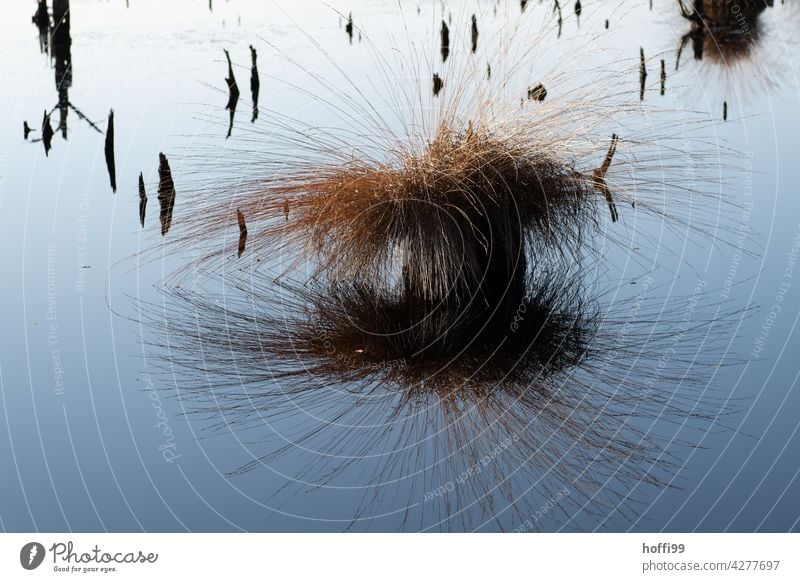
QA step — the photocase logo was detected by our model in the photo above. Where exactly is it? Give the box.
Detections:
[20,542,46,570]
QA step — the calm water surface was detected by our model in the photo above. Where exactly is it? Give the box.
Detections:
[1,0,799,531]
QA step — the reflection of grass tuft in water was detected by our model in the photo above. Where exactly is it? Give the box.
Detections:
[137,4,749,530]
[144,262,740,530]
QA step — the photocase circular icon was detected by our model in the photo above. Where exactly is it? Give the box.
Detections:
[19,542,46,570]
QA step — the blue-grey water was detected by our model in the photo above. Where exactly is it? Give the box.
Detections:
[1,0,799,532]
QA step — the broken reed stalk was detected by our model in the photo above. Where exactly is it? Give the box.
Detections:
[138,172,147,228]
[236,208,247,257]
[104,108,116,193]
[157,153,176,236]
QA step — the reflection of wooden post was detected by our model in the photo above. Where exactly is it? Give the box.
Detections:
[52,0,71,139]
[33,0,50,53]
[52,0,70,45]
[33,0,49,26]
